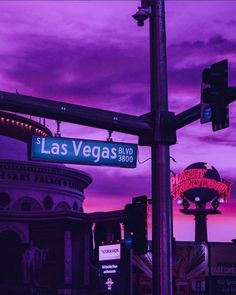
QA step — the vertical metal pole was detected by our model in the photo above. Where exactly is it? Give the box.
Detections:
[129,249,133,295]
[208,242,212,295]
[195,213,208,242]
[149,0,172,294]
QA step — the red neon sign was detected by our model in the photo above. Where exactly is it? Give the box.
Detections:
[171,168,232,200]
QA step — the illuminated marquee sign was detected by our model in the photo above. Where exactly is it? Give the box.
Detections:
[171,168,232,200]
[99,243,121,261]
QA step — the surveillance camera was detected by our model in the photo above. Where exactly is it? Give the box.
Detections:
[137,20,145,27]
[132,7,150,27]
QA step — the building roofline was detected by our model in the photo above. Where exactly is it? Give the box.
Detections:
[0,111,52,142]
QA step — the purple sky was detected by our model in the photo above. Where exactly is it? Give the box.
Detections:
[0,1,236,242]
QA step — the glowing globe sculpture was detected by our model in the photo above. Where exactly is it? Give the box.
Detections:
[183,162,221,203]
[171,162,232,242]
[171,162,232,207]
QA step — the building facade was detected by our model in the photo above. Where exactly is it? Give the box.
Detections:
[0,111,152,295]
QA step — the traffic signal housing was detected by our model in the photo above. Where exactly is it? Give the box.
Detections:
[201,59,229,131]
[124,195,148,255]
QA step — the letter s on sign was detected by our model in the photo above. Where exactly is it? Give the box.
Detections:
[111,148,117,159]
[37,137,41,144]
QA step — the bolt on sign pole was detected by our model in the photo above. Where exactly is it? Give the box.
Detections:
[149,0,172,294]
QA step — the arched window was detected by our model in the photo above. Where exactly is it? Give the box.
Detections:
[72,202,78,211]
[0,192,10,207]
[21,202,31,211]
[55,202,70,211]
[12,197,42,211]
[43,196,53,210]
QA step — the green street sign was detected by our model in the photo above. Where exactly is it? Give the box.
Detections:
[30,136,137,168]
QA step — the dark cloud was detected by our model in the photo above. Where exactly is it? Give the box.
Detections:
[195,134,236,147]
[86,169,151,198]
[228,20,236,26]
[169,35,236,56]
[167,35,236,100]
[168,65,202,91]
[3,33,149,113]
[83,168,151,211]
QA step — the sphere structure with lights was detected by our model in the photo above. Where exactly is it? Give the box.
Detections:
[183,162,221,204]
[171,162,232,242]
[171,161,231,210]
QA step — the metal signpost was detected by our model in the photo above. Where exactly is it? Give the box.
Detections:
[31,136,137,168]
[148,1,172,294]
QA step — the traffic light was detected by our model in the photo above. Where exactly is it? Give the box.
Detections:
[201,59,229,131]
[124,195,148,255]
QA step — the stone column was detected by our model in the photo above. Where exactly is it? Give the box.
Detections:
[83,226,91,285]
[64,231,72,284]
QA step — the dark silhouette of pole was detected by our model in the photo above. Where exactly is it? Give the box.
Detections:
[181,207,221,243]
[149,0,172,294]
[195,213,208,242]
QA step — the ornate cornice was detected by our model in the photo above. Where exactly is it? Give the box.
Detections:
[0,160,92,191]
